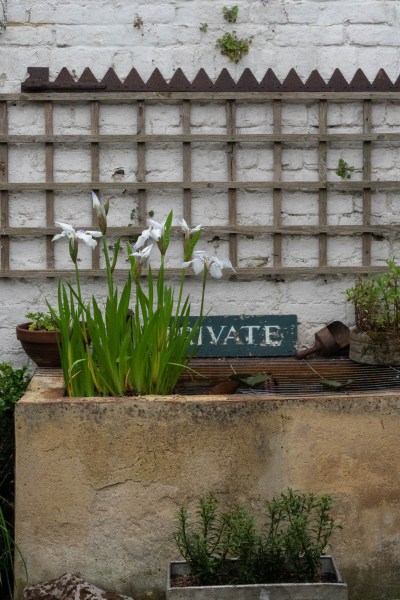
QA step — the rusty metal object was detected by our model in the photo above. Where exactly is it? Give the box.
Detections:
[295,321,350,360]
[21,67,399,94]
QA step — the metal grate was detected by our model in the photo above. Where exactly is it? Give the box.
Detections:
[178,357,400,396]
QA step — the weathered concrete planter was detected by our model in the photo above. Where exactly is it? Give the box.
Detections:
[167,558,348,600]
[349,328,400,365]
[14,370,400,600]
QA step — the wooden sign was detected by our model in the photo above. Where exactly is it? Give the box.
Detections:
[186,315,297,357]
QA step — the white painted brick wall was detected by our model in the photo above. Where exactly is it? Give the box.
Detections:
[0,0,399,365]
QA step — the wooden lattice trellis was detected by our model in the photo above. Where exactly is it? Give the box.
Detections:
[1,67,400,279]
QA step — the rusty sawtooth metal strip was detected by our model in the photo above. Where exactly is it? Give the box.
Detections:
[20,66,398,93]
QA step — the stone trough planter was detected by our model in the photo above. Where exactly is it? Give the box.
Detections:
[349,328,400,365]
[167,558,348,600]
[14,369,400,599]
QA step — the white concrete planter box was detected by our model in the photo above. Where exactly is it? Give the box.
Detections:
[166,557,348,600]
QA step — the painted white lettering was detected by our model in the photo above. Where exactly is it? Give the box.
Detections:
[206,325,226,345]
[223,325,243,345]
[240,325,260,345]
[188,326,203,346]
[263,325,282,347]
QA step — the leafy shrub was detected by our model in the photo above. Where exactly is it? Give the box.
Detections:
[0,363,29,416]
[173,489,341,585]
[0,363,30,599]
[344,259,400,333]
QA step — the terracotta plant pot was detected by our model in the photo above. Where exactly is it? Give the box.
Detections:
[16,323,61,368]
[349,328,400,365]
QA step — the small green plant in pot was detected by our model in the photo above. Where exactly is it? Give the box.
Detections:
[344,259,400,364]
[16,311,61,368]
[25,311,58,332]
[168,489,347,599]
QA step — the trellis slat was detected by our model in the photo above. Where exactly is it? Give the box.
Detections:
[182,100,192,226]
[362,100,372,267]
[226,99,238,267]
[91,101,100,269]
[273,100,282,268]
[0,101,9,271]
[45,101,55,270]
[137,101,146,225]
[318,100,328,267]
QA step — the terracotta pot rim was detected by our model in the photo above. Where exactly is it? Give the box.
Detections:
[16,322,61,343]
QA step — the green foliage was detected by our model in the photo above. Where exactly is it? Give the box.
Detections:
[224,506,261,584]
[48,285,94,398]
[344,259,400,332]
[50,203,213,397]
[0,505,13,599]
[267,489,339,582]
[0,504,28,599]
[0,363,29,417]
[223,5,238,23]
[199,23,208,33]
[216,31,253,63]
[0,363,30,599]
[173,495,232,585]
[173,490,341,585]
[25,311,57,332]
[336,158,355,180]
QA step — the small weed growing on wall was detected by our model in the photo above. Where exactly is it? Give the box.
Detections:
[0,0,6,33]
[216,31,253,63]
[199,23,208,33]
[336,159,355,179]
[223,5,238,23]
[133,16,144,32]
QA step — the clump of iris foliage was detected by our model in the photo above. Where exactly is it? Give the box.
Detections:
[49,193,234,397]
[0,363,30,599]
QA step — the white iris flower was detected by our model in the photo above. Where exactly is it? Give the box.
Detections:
[52,222,102,249]
[182,250,235,279]
[178,218,202,237]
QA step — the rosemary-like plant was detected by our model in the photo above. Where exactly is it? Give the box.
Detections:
[173,495,232,585]
[173,489,341,585]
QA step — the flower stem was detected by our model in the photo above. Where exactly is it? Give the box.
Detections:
[102,235,114,297]
[74,261,82,301]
